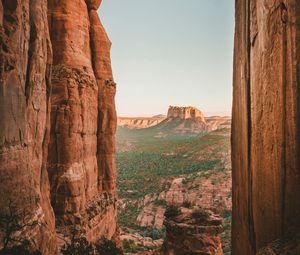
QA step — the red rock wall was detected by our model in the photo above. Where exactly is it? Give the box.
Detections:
[0,0,118,251]
[48,0,99,221]
[0,0,56,253]
[232,0,300,254]
[47,0,118,240]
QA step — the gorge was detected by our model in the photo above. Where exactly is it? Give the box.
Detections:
[0,0,300,255]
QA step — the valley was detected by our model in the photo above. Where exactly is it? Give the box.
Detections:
[116,107,232,254]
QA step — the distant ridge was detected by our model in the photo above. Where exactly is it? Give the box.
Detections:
[117,106,231,133]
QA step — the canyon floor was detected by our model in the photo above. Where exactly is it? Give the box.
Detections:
[116,119,231,254]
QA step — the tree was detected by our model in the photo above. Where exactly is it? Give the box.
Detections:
[95,238,123,255]
[61,237,94,255]
[0,200,41,254]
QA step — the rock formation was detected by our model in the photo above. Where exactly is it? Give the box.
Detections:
[205,116,231,132]
[162,207,223,255]
[0,0,56,253]
[167,106,205,120]
[48,0,118,242]
[118,116,166,129]
[232,1,300,254]
[0,0,118,253]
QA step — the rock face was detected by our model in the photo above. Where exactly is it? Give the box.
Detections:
[137,172,232,230]
[167,106,205,120]
[0,0,118,252]
[48,0,117,241]
[205,116,231,132]
[162,207,223,255]
[0,0,56,253]
[232,1,300,254]
[118,116,166,129]
[155,106,207,136]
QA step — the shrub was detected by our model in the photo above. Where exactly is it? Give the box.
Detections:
[122,239,136,253]
[143,227,166,240]
[153,199,167,206]
[182,200,192,208]
[0,240,42,255]
[95,238,123,255]
[61,237,94,255]
[222,209,232,219]
[192,208,209,222]
[164,205,179,219]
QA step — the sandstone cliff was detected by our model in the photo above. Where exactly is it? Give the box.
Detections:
[48,0,118,243]
[0,0,56,253]
[232,1,300,254]
[0,0,118,253]
[118,116,166,129]
[167,106,205,120]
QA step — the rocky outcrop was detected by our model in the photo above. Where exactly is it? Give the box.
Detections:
[232,1,300,254]
[118,116,166,129]
[0,0,56,253]
[48,0,118,242]
[206,116,231,132]
[256,230,300,255]
[162,207,223,255]
[154,106,207,135]
[137,172,232,230]
[0,0,118,252]
[167,106,205,120]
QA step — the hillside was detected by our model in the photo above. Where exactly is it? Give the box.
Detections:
[116,118,232,254]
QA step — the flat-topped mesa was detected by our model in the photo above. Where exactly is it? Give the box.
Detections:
[167,106,205,121]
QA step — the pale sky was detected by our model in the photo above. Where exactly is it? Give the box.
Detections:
[99,0,235,117]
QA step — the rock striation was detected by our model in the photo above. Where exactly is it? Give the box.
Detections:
[48,0,118,242]
[0,0,118,253]
[0,0,56,253]
[162,207,223,255]
[167,106,205,120]
[159,106,207,135]
[118,116,166,129]
[232,1,300,254]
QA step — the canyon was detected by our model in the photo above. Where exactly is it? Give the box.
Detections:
[0,0,299,255]
[117,118,231,254]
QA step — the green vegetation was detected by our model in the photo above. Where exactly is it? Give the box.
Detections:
[143,227,166,240]
[192,208,209,222]
[221,210,232,255]
[122,240,151,253]
[164,205,180,219]
[182,200,192,208]
[117,127,229,201]
[61,237,123,255]
[116,125,231,251]
[153,199,167,206]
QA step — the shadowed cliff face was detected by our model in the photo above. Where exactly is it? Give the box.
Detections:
[0,0,56,253]
[232,0,300,254]
[0,0,117,252]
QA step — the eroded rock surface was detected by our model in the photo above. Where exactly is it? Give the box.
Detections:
[232,1,300,254]
[167,106,205,120]
[118,116,166,129]
[0,0,56,253]
[162,207,223,255]
[48,0,118,242]
[0,0,118,252]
